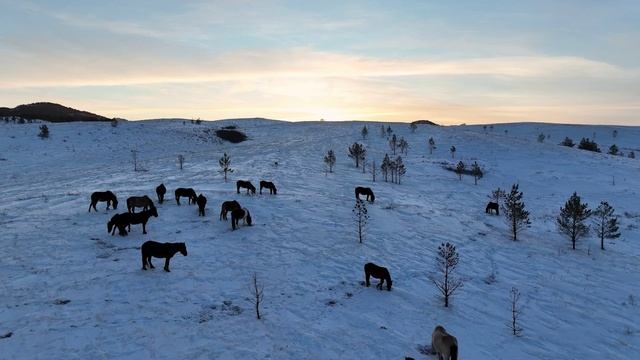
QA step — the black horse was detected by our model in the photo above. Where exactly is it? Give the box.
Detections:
[107,213,129,236]
[220,200,241,220]
[259,181,277,195]
[107,206,158,236]
[196,194,207,216]
[231,208,252,230]
[126,195,154,213]
[364,262,392,291]
[156,183,167,204]
[141,241,187,272]
[355,187,375,202]
[486,202,499,215]
[236,180,256,195]
[175,188,197,205]
[89,191,118,212]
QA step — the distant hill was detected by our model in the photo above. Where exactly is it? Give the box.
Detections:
[0,102,111,123]
[411,119,439,126]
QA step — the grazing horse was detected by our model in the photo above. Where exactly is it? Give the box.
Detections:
[107,213,129,236]
[236,180,256,195]
[220,200,241,220]
[196,194,207,216]
[355,187,375,202]
[141,240,187,272]
[127,195,154,213]
[486,202,499,215]
[175,188,197,205]
[364,262,392,291]
[231,208,252,230]
[89,191,118,212]
[108,206,158,236]
[259,181,277,195]
[156,183,166,204]
[432,325,458,360]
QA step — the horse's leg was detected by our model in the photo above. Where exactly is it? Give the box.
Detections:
[365,272,370,287]
[142,222,147,234]
[164,258,171,272]
[377,278,384,290]
[148,257,154,269]
[88,202,93,212]
[142,253,147,270]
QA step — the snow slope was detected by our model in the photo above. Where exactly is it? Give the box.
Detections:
[0,119,639,359]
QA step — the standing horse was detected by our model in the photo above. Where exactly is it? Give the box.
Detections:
[196,194,207,216]
[156,183,166,204]
[231,208,252,230]
[175,188,197,205]
[127,195,154,213]
[364,262,392,291]
[220,200,241,220]
[141,240,187,272]
[259,181,277,195]
[486,202,499,215]
[236,180,256,195]
[108,206,158,235]
[89,191,118,212]
[432,325,458,360]
[355,187,375,203]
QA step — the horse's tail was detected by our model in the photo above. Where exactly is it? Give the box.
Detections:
[450,343,458,360]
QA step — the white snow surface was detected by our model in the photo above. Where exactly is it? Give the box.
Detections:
[0,119,639,359]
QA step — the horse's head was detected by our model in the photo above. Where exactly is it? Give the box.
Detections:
[150,206,158,217]
[107,221,113,233]
[179,243,188,256]
[112,198,118,209]
[273,186,277,195]
[370,193,375,202]
[386,278,392,291]
[246,213,252,226]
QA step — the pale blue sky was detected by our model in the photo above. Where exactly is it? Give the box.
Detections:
[1,1,638,124]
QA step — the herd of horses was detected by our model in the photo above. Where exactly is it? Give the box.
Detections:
[90,180,470,358]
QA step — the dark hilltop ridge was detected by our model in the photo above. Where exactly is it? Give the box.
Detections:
[0,102,112,123]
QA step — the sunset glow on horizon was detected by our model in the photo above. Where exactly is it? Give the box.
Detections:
[1,1,638,125]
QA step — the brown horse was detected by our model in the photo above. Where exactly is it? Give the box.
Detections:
[141,241,187,272]
[236,180,256,195]
[127,195,154,213]
[231,208,252,230]
[364,262,392,291]
[196,194,207,216]
[175,188,197,205]
[259,181,277,195]
[486,202,499,215]
[432,325,458,360]
[156,183,166,204]
[88,191,118,212]
[355,187,375,202]
[220,200,241,220]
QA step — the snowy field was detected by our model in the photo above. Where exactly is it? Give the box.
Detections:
[0,119,639,359]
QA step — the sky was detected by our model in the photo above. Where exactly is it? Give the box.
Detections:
[0,1,639,124]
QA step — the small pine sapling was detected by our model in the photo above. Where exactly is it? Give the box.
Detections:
[389,134,398,155]
[471,161,482,185]
[353,199,369,243]
[428,137,436,155]
[430,242,463,307]
[502,184,531,241]
[455,161,465,180]
[250,273,264,320]
[450,145,456,158]
[38,125,49,139]
[324,149,336,173]
[508,287,523,336]
[219,152,233,182]
[395,156,406,184]
[410,123,417,133]
[361,125,368,140]
[348,143,366,168]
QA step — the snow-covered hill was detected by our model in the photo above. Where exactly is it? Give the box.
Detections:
[1,119,639,359]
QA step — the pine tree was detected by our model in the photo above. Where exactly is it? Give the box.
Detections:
[608,144,619,155]
[428,137,436,154]
[560,137,575,147]
[471,161,482,185]
[395,156,406,184]
[348,143,366,168]
[455,161,465,180]
[38,125,49,139]
[430,242,463,308]
[592,201,620,250]
[629,151,635,159]
[537,133,545,143]
[502,184,531,241]
[450,145,456,158]
[386,126,393,138]
[324,149,336,173]
[489,187,507,203]
[389,134,398,155]
[410,123,417,133]
[370,160,376,182]
[380,154,391,182]
[361,125,368,140]
[353,199,369,243]
[398,137,409,155]
[219,152,233,182]
[557,192,591,250]
[380,124,386,138]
